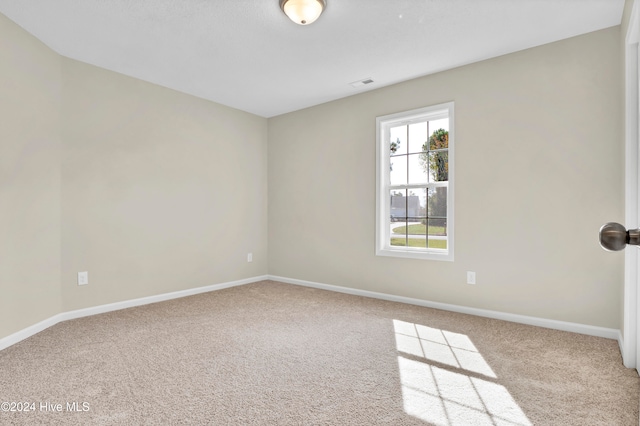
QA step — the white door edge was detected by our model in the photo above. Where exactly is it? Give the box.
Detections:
[623,0,640,370]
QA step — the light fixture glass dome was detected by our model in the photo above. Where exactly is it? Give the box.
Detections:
[280,0,326,25]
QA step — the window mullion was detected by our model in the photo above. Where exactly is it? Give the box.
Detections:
[390,183,447,190]
[405,125,409,247]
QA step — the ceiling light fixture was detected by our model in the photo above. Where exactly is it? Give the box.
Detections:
[280,0,326,25]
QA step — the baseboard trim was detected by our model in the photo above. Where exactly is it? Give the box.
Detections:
[0,275,268,352]
[268,275,621,341]
[61,275,269,322]
[1,274,622,352]
[0,313,67,353]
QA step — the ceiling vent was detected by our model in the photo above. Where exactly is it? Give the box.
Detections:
[349,78,374,88]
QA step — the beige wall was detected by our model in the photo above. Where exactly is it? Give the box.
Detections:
[0,14,62,337]
[623,0,635,37]
[60,59,268,311]
[268,27,624,328]
[1,12,268,339]
[0,9,627,341]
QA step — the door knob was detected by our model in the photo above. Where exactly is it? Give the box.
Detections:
[599,222,640,251]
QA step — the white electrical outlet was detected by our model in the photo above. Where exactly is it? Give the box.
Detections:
[78,271,89,286]
[247,253,253,263]
[467,271,476,285]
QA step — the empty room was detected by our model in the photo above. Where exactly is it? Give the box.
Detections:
[1,0,639,424]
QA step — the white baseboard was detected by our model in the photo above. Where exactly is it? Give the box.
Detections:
[0,275,268,352]
[0,313,67,353]
[61,275,269,322]
[1,273,623,353]
[268,275,621,341]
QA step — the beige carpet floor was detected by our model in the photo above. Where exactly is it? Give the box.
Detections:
[0,280,638,425]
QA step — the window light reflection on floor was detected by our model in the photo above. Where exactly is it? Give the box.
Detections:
[393,319,531,426]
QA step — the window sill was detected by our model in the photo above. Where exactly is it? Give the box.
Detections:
[376,246,454,262]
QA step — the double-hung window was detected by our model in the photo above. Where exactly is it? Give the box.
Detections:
[376,102,454,261]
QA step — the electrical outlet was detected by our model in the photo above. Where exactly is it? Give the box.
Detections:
[247,253,253,263]
[78,271,89,286]
[466,271,476,285]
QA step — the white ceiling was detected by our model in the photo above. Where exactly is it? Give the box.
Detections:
[0,0,625,118]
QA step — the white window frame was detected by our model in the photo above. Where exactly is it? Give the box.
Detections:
[375,102,454,261]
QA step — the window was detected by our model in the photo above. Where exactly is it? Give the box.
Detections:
[376,102,454,261]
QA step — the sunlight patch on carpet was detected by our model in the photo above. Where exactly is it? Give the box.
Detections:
[394,320,531,426]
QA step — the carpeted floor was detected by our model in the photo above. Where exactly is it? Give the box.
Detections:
[0,280,637,425]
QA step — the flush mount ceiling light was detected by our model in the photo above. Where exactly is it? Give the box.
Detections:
[280,0,326,25]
